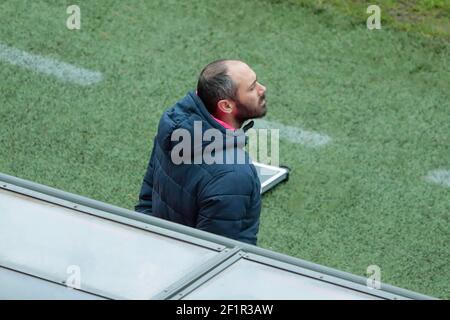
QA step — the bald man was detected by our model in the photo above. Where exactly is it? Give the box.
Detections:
[135,60,267,245]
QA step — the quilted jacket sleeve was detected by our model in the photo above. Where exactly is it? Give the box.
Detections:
[135,140,157,215]
[196,169,261,245]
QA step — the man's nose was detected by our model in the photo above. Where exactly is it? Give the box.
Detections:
[258,83,266,95]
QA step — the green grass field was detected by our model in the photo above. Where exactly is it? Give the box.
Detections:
[0,0,449,298]
[295,0,450,39]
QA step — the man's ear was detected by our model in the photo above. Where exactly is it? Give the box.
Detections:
[217,99,234,114]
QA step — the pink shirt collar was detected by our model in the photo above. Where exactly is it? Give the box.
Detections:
[211,115,236,130]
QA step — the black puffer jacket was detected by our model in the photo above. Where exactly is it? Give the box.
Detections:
[135,91,261,245]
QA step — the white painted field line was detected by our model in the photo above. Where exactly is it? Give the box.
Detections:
[253,119,332,147]
[0,43,102,86]
[424,169,450,188]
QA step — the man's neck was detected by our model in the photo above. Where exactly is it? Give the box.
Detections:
[212,114,242,130]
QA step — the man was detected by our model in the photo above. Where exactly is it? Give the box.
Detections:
[135,59,267,245]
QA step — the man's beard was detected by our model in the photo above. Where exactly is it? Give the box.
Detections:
[235,96,267,122]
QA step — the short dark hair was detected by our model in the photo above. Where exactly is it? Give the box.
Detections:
[196,59,238,114]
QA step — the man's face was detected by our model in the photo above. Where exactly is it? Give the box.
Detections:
[228,62,267,122]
